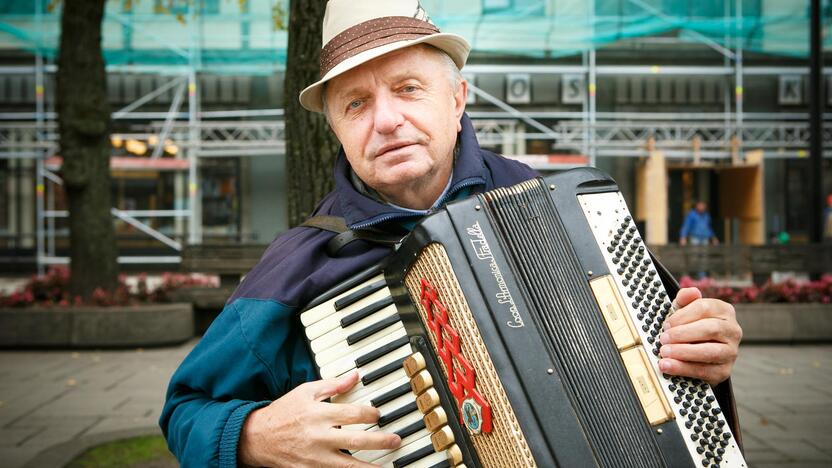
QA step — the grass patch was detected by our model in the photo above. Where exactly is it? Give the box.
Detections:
[66,435,176,468]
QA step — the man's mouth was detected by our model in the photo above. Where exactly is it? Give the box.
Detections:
[375,141,416,158]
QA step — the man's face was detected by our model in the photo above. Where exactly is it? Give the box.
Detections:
[324,46,467,201]
[696,202,707,213]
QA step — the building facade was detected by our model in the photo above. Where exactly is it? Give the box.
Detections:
[1,0,829,270]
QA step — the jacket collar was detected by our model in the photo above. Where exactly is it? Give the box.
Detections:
[334,113,487,229]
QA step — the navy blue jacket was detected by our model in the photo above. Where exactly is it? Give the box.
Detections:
[159,115,537,467]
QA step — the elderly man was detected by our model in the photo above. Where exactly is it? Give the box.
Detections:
[160,1,742,467]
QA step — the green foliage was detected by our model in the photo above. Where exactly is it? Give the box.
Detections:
[272,0,286,31]
[66,435,175,468]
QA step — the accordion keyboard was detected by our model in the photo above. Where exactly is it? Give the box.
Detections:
[579,191,745,468]
[300,276,464,468]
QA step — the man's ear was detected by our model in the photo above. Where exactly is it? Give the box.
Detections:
[454,79,468,132]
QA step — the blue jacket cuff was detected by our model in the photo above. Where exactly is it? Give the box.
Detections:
[218,400,271,468]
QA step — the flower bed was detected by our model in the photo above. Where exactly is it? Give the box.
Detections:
[0,267,213,348]
[0,266,217,308]
[677,276,832,342]
[679,275,832,304]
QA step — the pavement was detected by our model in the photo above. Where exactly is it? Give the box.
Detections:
[0,341,829,468]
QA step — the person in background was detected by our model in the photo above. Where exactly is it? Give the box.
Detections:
[679,200,719,246]
[824,194,832,242]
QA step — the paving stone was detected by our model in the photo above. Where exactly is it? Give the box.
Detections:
[85,416,162,437]
[0,427,43,447]
[0,444,45,468]
[1,340,830,468]
[771,439,832,462]
[745,448,790,463]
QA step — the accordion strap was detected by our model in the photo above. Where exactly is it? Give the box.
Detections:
[300,215,403,256]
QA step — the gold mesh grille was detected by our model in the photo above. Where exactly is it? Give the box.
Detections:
[404,243,537,468]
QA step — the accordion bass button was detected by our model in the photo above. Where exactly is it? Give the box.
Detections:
[431,425,455,451]
[410,369,434,395]
[403,352,426,378]
[416,388,440,414]
[424,407,448,432]
[446,444,463,465]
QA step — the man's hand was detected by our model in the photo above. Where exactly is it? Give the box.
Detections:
[679,237,688,246]
[658,288,742,386]
[238,371,401,467]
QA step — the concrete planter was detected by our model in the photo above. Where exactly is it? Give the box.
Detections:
[0,303,193,348]
[735,303,832,343]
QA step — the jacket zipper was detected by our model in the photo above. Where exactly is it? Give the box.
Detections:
[351,178,484,230]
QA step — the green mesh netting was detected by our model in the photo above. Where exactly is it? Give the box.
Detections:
[0,0,826,76]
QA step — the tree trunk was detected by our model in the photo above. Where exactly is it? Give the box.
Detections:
[57,0,118,298]
[284,0,340,228]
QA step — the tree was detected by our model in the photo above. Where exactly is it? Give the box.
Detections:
[284,0,340,227]
[56,0,119,298]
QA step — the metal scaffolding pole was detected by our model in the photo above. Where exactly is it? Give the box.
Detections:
[588,0,597,168]
[735,0,744,159]
[187,4,202,245]
[34,0,46,274]
[589,47,597,167]
[809,0,825,243]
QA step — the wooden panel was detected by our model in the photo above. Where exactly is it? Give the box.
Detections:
[643,150,668,245]
[718,150,764,245]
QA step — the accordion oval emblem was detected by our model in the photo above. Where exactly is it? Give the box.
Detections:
[461,397,483,434]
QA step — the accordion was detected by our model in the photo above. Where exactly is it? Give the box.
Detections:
[300,168,745,468]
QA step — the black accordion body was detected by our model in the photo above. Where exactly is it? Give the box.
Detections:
[300,168,746,468]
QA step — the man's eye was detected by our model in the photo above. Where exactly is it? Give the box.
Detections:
[348,100,362,110]
[402,85,417,93]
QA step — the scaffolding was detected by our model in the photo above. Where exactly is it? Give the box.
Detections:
[0,0,829,271]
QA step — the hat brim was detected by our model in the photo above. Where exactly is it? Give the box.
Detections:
[298,33,470,113]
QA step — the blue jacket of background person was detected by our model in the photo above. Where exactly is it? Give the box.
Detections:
[158,114,538,468]
[679,208,715,241]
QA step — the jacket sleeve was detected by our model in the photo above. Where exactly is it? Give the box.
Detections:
[679,211,693,239]
[159,298,316,468]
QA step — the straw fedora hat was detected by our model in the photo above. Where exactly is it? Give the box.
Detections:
[298,0,471,113]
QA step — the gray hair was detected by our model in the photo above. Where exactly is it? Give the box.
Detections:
[321,43,463,122]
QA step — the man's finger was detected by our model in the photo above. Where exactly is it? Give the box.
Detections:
[308,371,361,401]
[659,342,736,365]
[322,402,381,425]
[327,428,402,452]
[664,298,734,329]
[658,358,732,387]
[660,317,740,345]
[672,287,702,310]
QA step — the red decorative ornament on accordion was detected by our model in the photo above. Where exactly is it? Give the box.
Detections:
[420,278,493,434]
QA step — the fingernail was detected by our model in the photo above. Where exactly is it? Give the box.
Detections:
[660,345,671,357]
[659,332,669,344]
[659,359,670,372]
[390,435,402,448]
[662,321,672,331]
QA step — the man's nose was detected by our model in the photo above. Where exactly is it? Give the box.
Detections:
[372,93,404,134]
